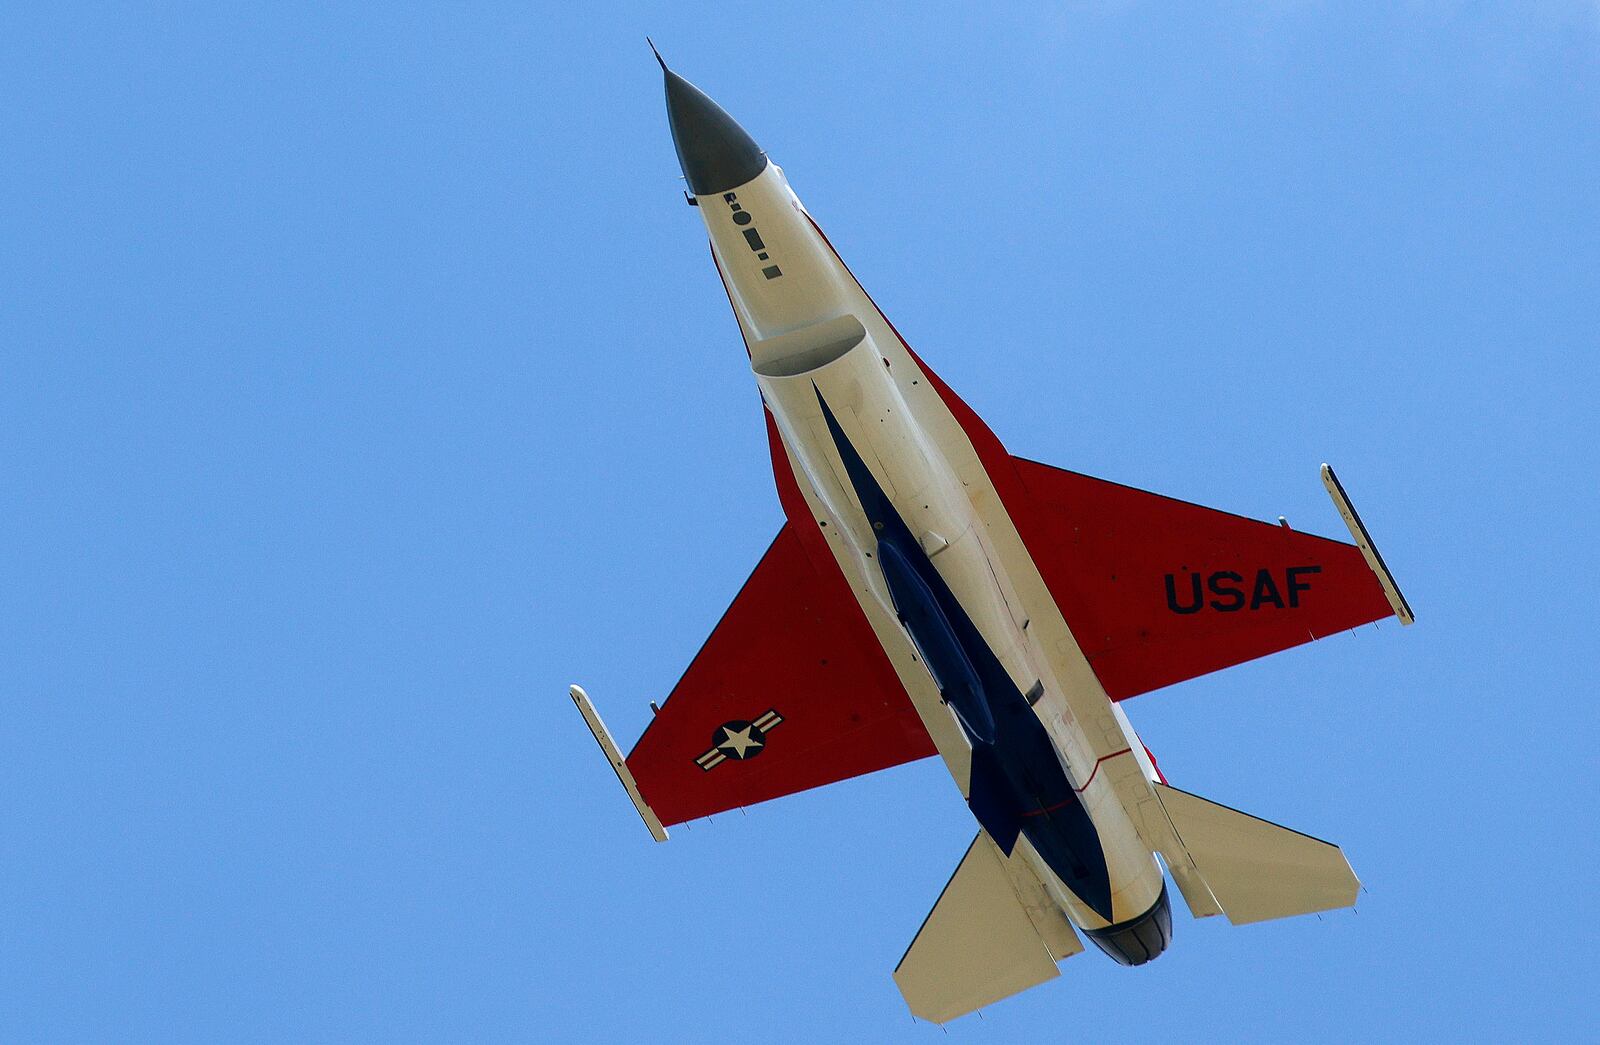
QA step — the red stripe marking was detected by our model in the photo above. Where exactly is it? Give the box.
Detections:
[1142,743,1167,785]
[1019,797,1077,819]
[1073,748,1132,793]
[1017,748,1135,819]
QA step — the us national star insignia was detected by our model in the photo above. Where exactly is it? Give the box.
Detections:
[695,709,783,771]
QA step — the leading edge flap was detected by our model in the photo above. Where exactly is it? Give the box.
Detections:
[624,523,935,827]
[1009,458,1399,701]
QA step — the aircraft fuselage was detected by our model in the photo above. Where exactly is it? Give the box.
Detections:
[579,61,1403,1006]
[704,150,1170,959]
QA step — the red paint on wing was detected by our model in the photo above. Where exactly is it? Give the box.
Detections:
[802,211,1395,701]
[624,415,934,828]
[632,216,1395,829]
[1003,458,1395,698]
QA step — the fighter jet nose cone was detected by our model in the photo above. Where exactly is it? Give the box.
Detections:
[661,67,768,196]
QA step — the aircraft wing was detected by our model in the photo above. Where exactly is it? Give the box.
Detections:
[1008,457,1404,700]
[624,523,935,827]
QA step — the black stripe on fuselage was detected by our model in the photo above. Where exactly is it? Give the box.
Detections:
[811,386,1113,922]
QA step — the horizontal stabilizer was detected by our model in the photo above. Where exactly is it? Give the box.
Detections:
[894,832,1080,1024]
[1153,783,1359,925]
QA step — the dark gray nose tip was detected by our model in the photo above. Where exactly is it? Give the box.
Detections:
[660,66,768,196]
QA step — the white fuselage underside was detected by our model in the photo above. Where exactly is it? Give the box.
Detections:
[701,163,1166,931]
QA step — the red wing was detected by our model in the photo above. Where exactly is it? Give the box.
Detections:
[801,224,1400,709]
[625,524,935,827]
[1009,458,1396,701]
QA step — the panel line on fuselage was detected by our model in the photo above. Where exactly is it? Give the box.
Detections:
[811,385,1114,922]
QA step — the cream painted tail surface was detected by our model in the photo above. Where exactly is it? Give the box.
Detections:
[1152,783,1361,926]
[893,831,1082,1024]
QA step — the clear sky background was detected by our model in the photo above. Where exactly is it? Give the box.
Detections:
[3,4,1597,1042]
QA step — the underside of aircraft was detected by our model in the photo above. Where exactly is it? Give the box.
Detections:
[571,52,1413,1023]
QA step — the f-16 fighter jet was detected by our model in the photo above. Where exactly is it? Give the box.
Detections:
[571,53,1414,1024]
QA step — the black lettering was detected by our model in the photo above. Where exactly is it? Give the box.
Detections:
[1250,568,1285,610]
[1286,565,1321,608]
[1207,571,1245,611]
[743,228,766,251]
[761,264,783,279]
[1165,572,1203,614]
[733,211,752,226]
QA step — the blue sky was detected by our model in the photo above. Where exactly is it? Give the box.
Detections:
[3,4,1597,1041]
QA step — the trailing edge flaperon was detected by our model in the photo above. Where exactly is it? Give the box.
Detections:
[571,56,1414,1023]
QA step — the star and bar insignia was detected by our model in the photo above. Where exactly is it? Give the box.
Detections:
[695,709,783,771]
